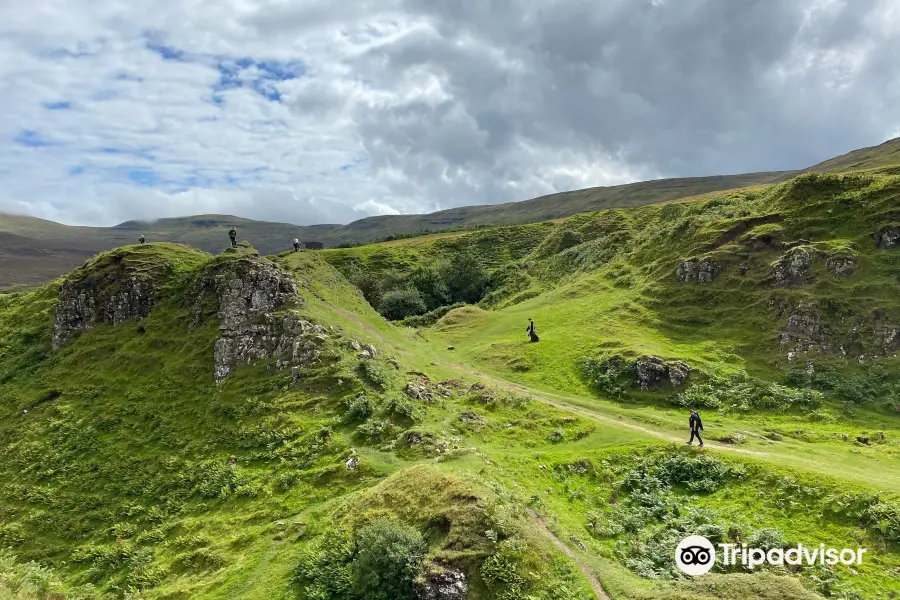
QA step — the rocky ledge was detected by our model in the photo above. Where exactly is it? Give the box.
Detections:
[52,250,171,349]
[635,355,692,390]
[675,258,721,284]
[184,255,327,384]
[414,566,468,600]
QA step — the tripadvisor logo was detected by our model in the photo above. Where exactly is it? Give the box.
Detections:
[675,535,867,576]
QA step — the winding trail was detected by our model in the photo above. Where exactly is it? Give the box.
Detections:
[325,299,768,459]
[529,510,611,600]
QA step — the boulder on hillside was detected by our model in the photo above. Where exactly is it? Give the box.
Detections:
[771,247,817,287]
[779,304,829,355]
[873,226,900,249]
[675,259,721,284]
[635,356,692,390]
[826,254,857,277]
[414,566,468,600]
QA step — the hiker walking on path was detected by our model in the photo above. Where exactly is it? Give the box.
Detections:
[526,318,539,343]
[293,238,301,252]
[139,234,145,244]
[229,226,237,247]
[687,409,704,447]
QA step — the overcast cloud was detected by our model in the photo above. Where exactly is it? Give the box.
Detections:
[1,0,898,226]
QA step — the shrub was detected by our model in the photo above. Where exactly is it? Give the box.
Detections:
[439,253,490,304]
[294,529,355,599]
[359,361,393,391]
[408,264,450,311]
[356,420,397,443]
[579,355,635,400]
[342,393,375,423]
[400,303,466,328]
[670,374,823,413]
[352,518,427,600]
[350,270,383,308]
[557,229,584,251]
[380,288,427,320]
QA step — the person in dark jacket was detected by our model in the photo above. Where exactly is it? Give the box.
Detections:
[229,226,237,247]
[688,409,704,447]
[293,238,301,252]
[139,234,145,244]
[526,318,539,343]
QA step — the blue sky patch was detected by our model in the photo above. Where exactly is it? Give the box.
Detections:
[68,166,85,175]
[127,169,160,186]
[14,130,53,147]
[44,101,71,110]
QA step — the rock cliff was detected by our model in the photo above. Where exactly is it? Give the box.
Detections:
[51,250,172,349]
[184,255,327,384]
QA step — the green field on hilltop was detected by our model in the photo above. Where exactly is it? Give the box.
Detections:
[3,165,900,599]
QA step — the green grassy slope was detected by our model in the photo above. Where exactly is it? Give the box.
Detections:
[4,167,900,599]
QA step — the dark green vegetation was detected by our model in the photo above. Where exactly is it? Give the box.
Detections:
[5,136,900,289]
[3,146,900,599]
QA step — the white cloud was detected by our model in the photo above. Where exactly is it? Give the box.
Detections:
[0,0,898,227]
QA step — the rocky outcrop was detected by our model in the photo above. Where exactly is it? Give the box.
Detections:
[780,305,830,355]
[873,226,900,249]
[675,259,721,284]
[779,303,900,359]
[184,256,326,384]
[826,254,857,277]
[635,355,691,390]
[771,247,816,287]
[53,276,157,349]
[415,566,468,600]
[51,249,176,349]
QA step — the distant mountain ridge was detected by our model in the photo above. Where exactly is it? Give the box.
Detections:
[2,136,899,288]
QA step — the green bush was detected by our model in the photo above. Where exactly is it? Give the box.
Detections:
[407,264,450,311]
[294,529,355,599]
[342,393,375,423]
[670,374,823,413]
[439,253,490,304]
[557,229,584,251]
[400,303,466,328]
[579,355,635,400]
[379,288,427,320]
[352,518,427,600]
[350,271,383,309]
[359,361,394,391]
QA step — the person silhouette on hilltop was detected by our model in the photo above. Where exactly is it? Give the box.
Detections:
[139,234,145,244]
[229,226,237,247]
[293,238,301,252]
[526,318,539,343]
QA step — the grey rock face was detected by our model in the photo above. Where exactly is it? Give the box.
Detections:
[675,259,721,284]
[185,257,325,384]
[53,274,158,349]
[826,255,857,277]
[779,304,829,354]
[874,226,900,249]
[415,567,468,600]
[635,356,691,390]
[772,247,816,287]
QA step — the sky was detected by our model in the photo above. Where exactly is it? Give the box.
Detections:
[1,0,899,227]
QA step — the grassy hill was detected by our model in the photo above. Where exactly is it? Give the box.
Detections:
[2,164,900,599]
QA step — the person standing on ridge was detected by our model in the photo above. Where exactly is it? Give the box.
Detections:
[293,238,301,252]
[687,409,704,447]
[229,226,237,247]
[526,318,539,343]
[139,234,145,244]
